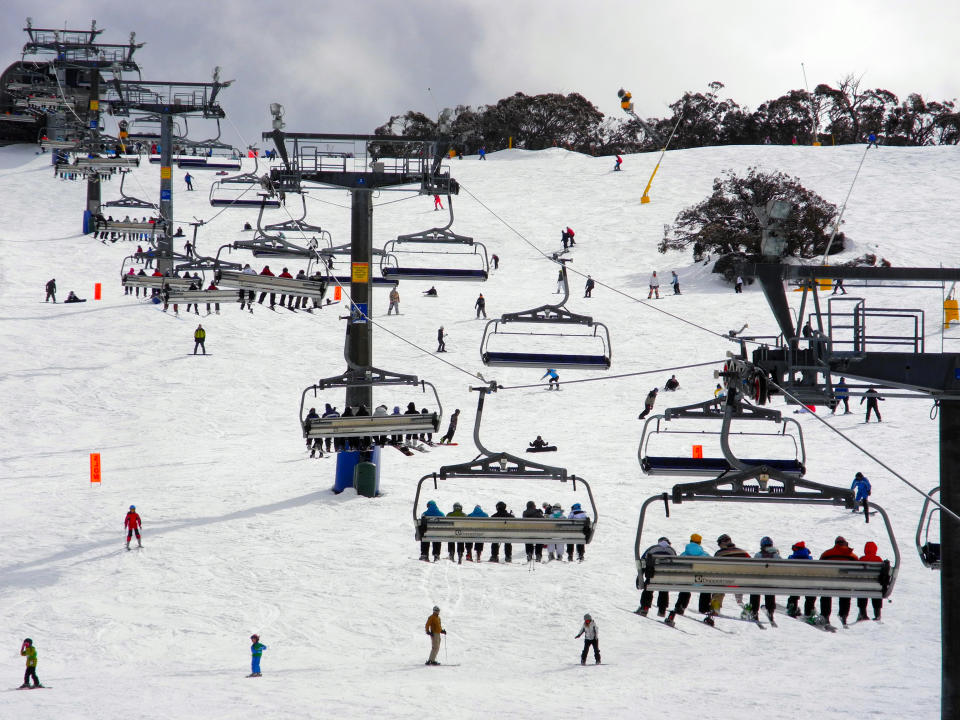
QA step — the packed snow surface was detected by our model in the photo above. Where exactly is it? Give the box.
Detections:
[1,142,955,719]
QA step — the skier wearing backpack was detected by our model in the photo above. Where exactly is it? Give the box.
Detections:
[746,537,780,622]
[636,537,676,616]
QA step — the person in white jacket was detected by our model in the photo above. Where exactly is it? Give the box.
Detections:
[574,613,600,665]
[648,271,660,299]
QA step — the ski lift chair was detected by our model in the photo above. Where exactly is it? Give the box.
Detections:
[414,382,598,546]
[916,486,942,569]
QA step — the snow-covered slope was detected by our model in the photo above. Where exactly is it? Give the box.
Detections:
[0,142,952,719]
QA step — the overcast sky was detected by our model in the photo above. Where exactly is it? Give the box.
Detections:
[4,0,958,148]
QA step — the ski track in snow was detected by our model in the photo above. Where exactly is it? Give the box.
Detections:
[0,142,951,719]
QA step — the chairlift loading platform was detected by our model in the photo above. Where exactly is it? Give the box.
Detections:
[639,396,806,476]
[300,366,442,442]
[480,260,612,370]
[635,466,900,599]
[917,486,942,569]
[414,382,598,545]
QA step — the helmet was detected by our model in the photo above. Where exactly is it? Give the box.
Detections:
[453,502,463,511]
[433,606,440,613]
[717,534,731,546]
[129,505,136,510]
[760,536,774,548]
[657,536,671,545]
[250,634,259,641]
[23,638,32,645]
[571,503,582,511]
[583,613,592,621]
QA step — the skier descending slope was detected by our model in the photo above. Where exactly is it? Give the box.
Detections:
[124,505,142,549]
[574,614,600,665]
[424,606,446,665]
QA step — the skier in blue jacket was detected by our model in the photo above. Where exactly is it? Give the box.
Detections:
[466,504,488,561]
[542,368,560,391]
[665,533,712,626]
[851,472,871,512]
[420,501,445,562]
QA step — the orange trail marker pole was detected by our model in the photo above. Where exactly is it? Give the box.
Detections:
[90,453,101,484]
[94,283,102,300]
[334,286,342,301]
[692,445,703,459]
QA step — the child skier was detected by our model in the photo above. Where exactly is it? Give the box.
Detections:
[19,638,41,688]
[124,505,142,549]
[248,634,267,677]
[574,614,600,665]
[542,368,560,390]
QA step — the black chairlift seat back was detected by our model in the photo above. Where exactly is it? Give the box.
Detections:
[916,486,942,570]
[178,156,242,171]
[216,270,327,299]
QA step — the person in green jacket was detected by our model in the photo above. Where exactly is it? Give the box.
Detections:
[248,634,267,677]
[446,502,467,563]
[20,638,41,688]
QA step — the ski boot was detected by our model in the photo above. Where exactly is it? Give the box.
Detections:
[465,551,473,562]
[419,554,429,562]
[856,611,868,623]
[636,606,649,617]
[137,539,142,548]
[657,608,667,618]
[457,553,463,565]
[664,611,677,627]
[447,551,455,562]
[703,612,716,627]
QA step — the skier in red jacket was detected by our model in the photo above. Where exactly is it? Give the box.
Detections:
[818,536,859,625]
[124,505,142,550]
[258,266,276,308]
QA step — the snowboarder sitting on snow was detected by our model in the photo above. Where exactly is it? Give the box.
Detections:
[423,286,438,296]
[424,606,446,665]
[574,613,600,665]
[249,634,266,677]
[664,375,680,391]
[850,472,871,512]
[64,291,86,303]
[529,436,550,449]
[20,638,41,688]
[124,505,142,549]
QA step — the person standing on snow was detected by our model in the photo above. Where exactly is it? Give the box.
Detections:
[439,409,459,444]
[124,505,142,549]
[19,638,41,688]
[474,293,486,318]
[574,613,600,665]
[638,388,658,419]
[387,287,400,315]
[861,386,883,422]
[45,278,57,303]
[248,634,267,677]
[648,271,660,299]
[833,377,851,414]
[584,276,595,298]
[424,606,447,665]
[850,472,872,512]
[556,268,565,294]
[184,172,194,191]
[671,271,681,295]
[542,368,560,390]
[193,324,206,355]
[734,276,744,293]
[614,154,622,171]
[436,326,447,353]
[433,194,443,210]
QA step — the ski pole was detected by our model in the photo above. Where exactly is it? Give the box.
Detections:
[444,634,448,664]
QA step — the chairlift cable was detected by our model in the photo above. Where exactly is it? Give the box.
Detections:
[457,182,744,345]
[496,358,726,391]
[768,378,960,524]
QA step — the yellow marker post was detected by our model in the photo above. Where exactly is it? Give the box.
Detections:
[90,453,101,484]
